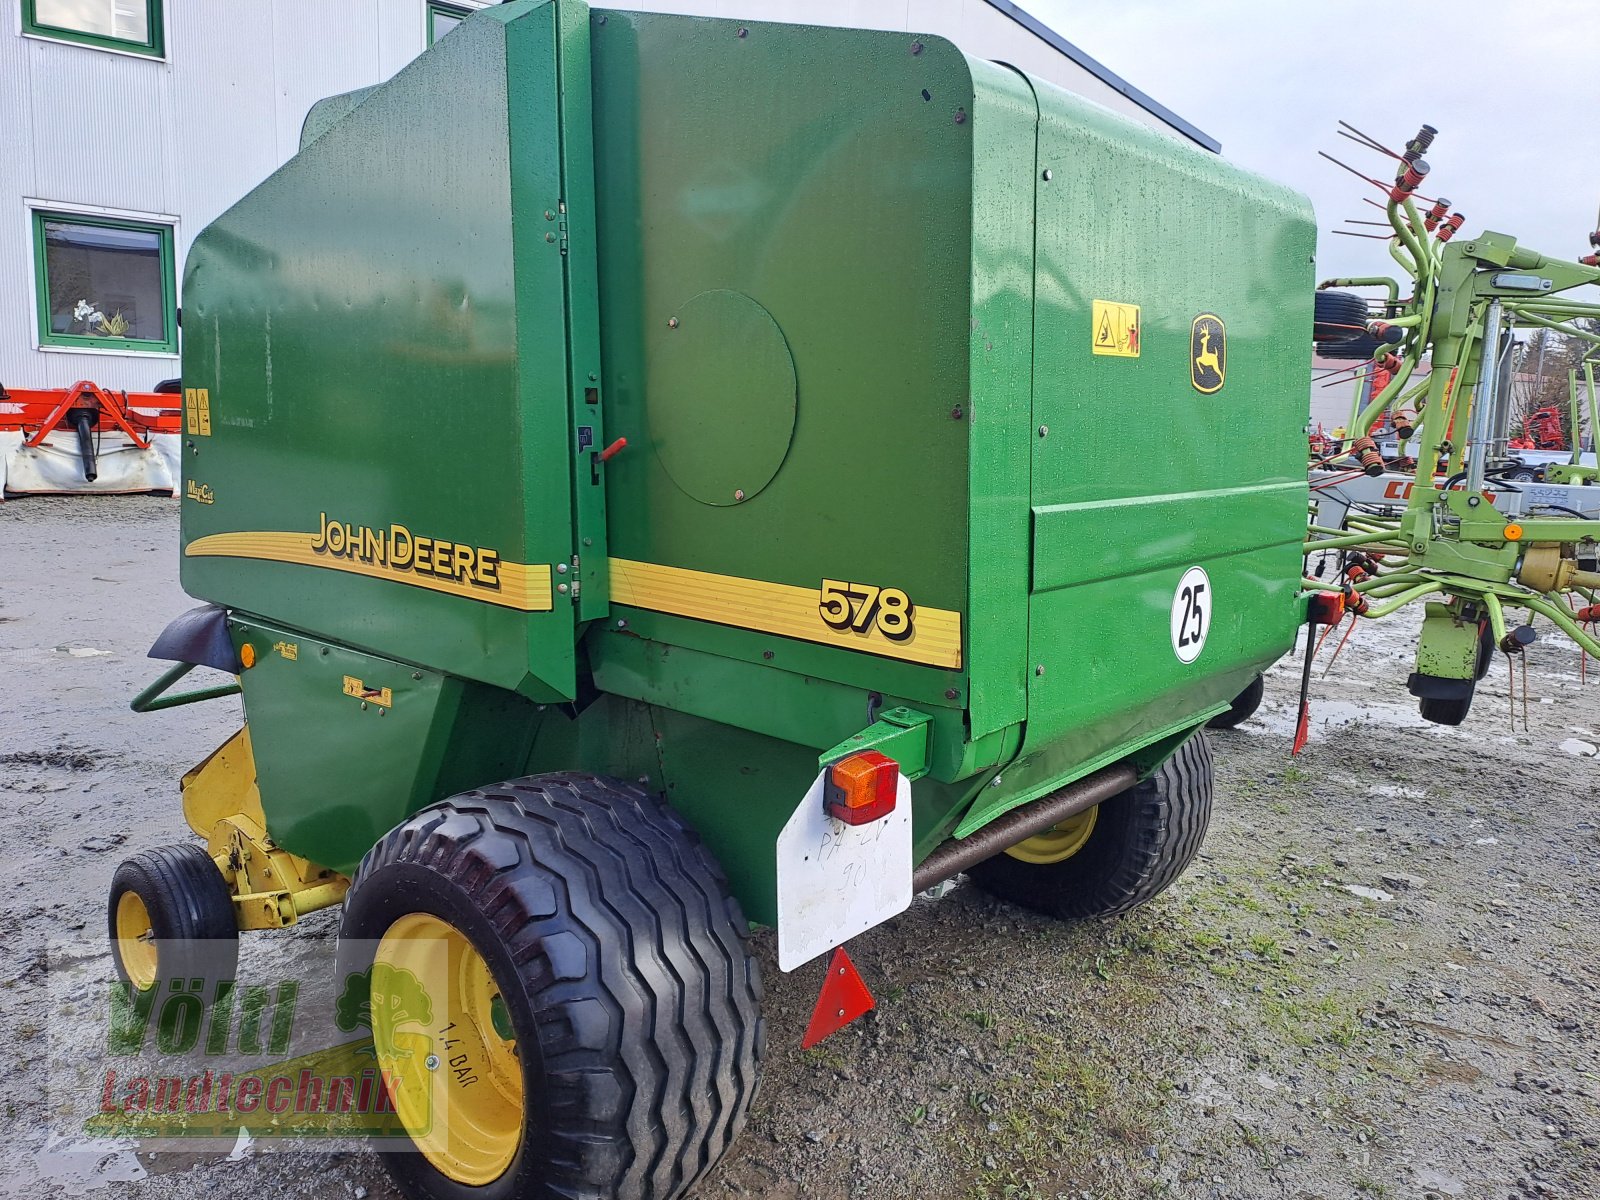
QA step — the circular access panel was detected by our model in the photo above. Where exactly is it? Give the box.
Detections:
[650,289,796,506]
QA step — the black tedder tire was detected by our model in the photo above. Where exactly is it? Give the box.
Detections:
[1313,290,1370,344]
[1206,675,1265,730]
[108,843,239,994]
[1415,648,1488,724]
[338,772,764,1200]
[967,734,1213,920]
[1476,626,1496,681]
[1419,692,1474,726]
[1318,333,1383,361]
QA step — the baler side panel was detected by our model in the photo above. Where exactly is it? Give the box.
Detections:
[588,15,976,719]
[1021,80,1315,759]
[179,8,581,701]
[230,618,544,875]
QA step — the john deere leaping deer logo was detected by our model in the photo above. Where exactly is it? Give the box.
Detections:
[1191,313,1226,394]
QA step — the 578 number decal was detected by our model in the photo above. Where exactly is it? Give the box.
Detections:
[819,579,915,642]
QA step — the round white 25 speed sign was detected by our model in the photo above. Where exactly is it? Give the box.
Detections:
[1170,566,1211,664]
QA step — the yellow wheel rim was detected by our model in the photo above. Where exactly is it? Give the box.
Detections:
[115,891,158,991]
[1004,805,1099,865]
[373,913,523,1185]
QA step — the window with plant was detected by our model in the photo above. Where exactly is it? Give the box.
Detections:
[22,0,164,56]
[33,212,177,354]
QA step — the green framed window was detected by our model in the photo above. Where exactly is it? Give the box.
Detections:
[32,211,178,354]
[427,1,470,45]
[21,0,165,56]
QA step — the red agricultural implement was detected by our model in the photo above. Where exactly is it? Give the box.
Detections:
[0,380,183,499]
[1509,404,1567,452]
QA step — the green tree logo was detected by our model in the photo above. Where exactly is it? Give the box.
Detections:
[335,963,434,1034]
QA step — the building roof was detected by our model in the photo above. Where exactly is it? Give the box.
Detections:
[983,0,1220,153]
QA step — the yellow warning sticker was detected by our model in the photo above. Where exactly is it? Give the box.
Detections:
[183,387,212,435]
[342,675,393,708]
[1091,300,1141,358]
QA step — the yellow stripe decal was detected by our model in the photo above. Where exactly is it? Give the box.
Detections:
[185,531,552,612]
[608,558,962,669]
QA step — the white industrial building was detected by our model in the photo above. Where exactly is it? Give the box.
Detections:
[2,0,1213,394]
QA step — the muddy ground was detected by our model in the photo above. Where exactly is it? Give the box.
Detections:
[1,495,1597,1200]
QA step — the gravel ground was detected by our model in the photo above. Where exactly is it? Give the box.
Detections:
[2,495,1597,1200]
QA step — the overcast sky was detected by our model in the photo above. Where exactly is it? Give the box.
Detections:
[1029,0,1600,285]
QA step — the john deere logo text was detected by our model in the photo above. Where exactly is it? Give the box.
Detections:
[1191,314,1225,393]
[185,481,215,505]
[310,512,502,590]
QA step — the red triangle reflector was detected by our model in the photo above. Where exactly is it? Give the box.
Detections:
[800,947,875,1049]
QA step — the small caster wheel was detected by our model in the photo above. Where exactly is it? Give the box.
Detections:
[108,843,239,993]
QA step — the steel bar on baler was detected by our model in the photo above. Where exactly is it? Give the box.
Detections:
[130,662,242,713]
[912,763,1139,891]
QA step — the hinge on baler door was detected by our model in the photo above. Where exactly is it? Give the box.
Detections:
[558,199,569,257]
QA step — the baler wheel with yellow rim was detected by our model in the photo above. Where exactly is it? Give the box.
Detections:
[968,734,1213,920]
[107,844,238,993]
[1002,807,1099,865]
[337,772,764,1200]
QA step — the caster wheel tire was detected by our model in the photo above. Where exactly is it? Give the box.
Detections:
[1207,675,1265,730]
[108,843,239,993]
[1414,661,1480,725]
[967,734,1213,920]
[339,772,764,1200]
[1476,627,1496,681]
[1419,693,1473,725]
